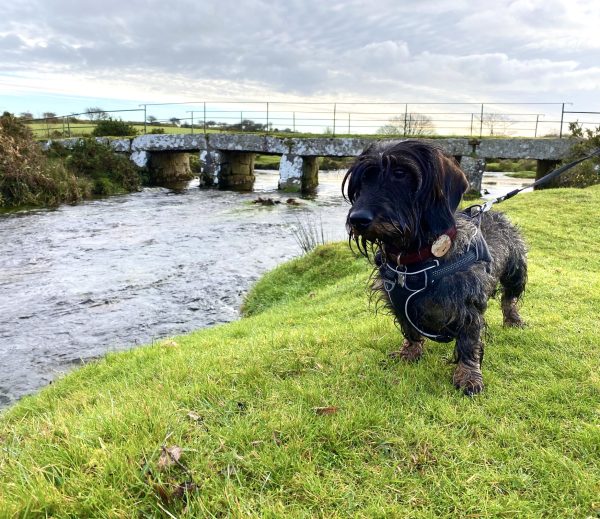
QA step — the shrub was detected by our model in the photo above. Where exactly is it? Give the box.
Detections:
[50,139,142,194]
[0,112,81,208]
[149,128,165,134]
[556,123,600,188]
[92,118,137,137]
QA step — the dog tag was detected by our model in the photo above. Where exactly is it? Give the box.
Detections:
[397,273,405,287]
[431,234,452,257]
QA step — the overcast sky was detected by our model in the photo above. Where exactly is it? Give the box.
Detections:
[0,0,598,123]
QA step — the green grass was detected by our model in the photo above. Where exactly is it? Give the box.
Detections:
[1,187,599,517]
[255,155,282,170]
[506,171,536,179]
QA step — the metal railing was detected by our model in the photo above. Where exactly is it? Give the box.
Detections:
[22,101,599,139]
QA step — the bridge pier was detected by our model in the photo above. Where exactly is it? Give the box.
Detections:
[148,152,194,188]
[278,154,319,193]
[218,151,255,190]
[459,156,485,195]
[535,159,560,189]
[199,149,221,188]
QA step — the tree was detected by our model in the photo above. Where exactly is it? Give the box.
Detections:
[19,112,33,120]
[476,113,514,136]
[42,112,57,121]
[169,117,180,126]
[228,119,265,132]
[147,115,158,125]
[377,113,435,136]
[85,107,108,121]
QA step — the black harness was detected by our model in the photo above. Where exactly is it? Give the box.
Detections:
[376,226,492,342]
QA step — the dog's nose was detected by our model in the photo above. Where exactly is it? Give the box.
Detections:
[349,208,374,230]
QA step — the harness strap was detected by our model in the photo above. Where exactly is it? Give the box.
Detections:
[377,229,491,342]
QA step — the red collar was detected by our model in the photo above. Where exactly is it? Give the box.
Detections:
[383,226,457,265]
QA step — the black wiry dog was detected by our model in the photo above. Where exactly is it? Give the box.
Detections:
[343,140,527,395]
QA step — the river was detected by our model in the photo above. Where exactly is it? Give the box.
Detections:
[0,170,529,407]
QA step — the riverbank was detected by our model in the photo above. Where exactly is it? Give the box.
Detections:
[0,113,145,211]
[1,186,599,517]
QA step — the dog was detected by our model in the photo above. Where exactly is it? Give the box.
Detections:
[343,140,527,395]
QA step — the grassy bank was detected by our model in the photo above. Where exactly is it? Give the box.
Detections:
[1,187,599,517]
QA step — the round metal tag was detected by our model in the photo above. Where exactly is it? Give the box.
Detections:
[431,234,452,257]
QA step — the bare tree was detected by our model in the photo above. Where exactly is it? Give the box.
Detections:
[85,107,108,121]
[477,113,514,136]
[377,113,435,136]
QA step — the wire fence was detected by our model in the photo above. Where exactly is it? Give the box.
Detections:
[21,101,600,139]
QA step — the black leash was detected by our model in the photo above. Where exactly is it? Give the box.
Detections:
[470,147,600,215]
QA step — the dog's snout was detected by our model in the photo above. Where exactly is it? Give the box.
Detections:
[349,208,374,230]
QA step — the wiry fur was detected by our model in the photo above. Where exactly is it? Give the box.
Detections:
[343,140,527,395]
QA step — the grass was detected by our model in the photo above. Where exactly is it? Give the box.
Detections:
[1,187,599,517]
[255,155,282,170]
[506,171,536,179]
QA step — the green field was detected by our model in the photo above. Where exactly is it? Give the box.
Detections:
[0,186,599,517]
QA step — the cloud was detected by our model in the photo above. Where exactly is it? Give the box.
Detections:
[0,0,598,113]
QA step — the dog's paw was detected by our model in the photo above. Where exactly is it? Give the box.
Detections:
[389,339,424,362]
[502,298,525,328]
[453,363,484,396]
[503,316,526,328]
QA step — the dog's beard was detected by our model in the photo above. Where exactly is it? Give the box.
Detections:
[348,219,413,258]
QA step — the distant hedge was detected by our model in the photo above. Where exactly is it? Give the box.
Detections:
[92,117,138,137]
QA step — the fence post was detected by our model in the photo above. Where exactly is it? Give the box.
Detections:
[559,103,565,138]
[266,102,269,133]
[143,105,147,134]
[293,112,295,133]
[332,103,337,136]
[403,104,408,136]
[203,102,207,136]
[348,113,351,135]
[479,104,484,138]
[535,114,539,138]
[191,111,194,134]
[470,113,474,136]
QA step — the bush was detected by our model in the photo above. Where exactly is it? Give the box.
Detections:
[92,118,137,137]
[49,139,141,194]
[0,112,81,208]
[149,128,165,134]
[556,123,600,188]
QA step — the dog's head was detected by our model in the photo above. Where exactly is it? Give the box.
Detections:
[342,140,469,255]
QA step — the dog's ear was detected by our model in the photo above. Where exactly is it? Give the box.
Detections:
[439,154,469,213]
[422,152,469,236]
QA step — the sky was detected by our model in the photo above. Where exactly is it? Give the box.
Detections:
[0,0,598,133]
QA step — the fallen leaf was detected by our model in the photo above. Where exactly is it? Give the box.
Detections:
[187,411,202,422]
[172,480,198,499]
[272,431,283,445]
[158,446,183,470]
[314,406,338,416]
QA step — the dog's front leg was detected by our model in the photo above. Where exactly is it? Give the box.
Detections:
[453,320,484,396]
[389,330,425,362]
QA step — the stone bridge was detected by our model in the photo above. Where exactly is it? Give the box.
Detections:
[53,134,577,193]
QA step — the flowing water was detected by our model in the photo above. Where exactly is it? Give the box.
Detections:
[0,170,529,407]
